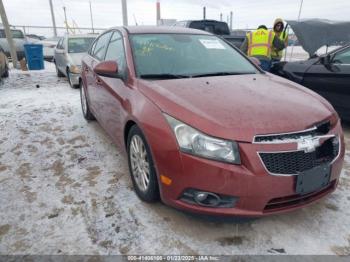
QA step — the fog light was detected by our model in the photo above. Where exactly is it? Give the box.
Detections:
[181,188,238,208]
[194,192,208,202]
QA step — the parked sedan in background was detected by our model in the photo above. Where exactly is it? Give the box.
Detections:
[39,36,60,61]
[0,45,9,78]
[272,44,350,121]
[54,34,96,88]
[0,28,27,60]
[80,26,344,217]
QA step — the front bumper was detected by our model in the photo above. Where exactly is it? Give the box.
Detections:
[69,72,80,86]
[154,121,345,217]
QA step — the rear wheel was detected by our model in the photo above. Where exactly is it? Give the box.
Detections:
[2,65,9,78]
[80,81,95,121]
[67,70,78,88]
[55,63,64,77]
[127,125,159,202]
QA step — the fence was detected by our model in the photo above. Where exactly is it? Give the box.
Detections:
[11,25,107,38]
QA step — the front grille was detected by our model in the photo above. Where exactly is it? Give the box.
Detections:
[254,121,331,143]
[264,180,336,212]
[259,137,339,175]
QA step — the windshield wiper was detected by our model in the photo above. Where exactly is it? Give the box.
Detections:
[140,74,191,80]
[190,72,255,78]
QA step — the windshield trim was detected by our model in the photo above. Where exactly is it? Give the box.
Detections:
[128,33,262,79]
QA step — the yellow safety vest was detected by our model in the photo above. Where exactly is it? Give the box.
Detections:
[247,29,275,59]
[271,32,288,60]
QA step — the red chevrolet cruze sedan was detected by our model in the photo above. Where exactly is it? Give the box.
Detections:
[80,26,344,216]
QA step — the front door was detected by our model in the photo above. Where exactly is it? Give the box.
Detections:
[94,31,128,147]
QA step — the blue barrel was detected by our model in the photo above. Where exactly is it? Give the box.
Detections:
[24,44,44,70]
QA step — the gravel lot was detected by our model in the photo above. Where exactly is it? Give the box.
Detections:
[0,63,349,255]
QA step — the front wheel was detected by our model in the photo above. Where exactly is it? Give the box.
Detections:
[80,81,95,121]
[67,70,79,88]
[127,125,159,202]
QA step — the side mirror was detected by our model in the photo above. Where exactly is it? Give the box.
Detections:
[320,54,331,65]
[249,57,261,67]
[94,60,119,78]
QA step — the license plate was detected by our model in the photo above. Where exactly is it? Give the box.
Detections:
[296,164,331,195]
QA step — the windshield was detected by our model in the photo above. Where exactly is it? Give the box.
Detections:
[68,37,95,53]
[0,29,24,39]
[130,34,258,78]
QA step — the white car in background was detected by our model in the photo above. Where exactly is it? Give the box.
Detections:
[39,36,60,61]
[54,34,96,88]
[0,28,27,60]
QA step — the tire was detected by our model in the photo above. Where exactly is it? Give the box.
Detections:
[2,66,9,78]
[127,125,159,202]
[67,70,78,88]
[55,63,64,77]
[80,81,95,121]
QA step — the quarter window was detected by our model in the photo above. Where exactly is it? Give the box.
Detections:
[57,38,63,49]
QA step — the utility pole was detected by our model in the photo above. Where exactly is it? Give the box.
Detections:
[229,11,233,31]
[203,6,206,19]
[48,0,57,37]
[89,1,94,33]
[156,1,161,25]
[220,13,222,21]
[63,6,68,34]
[121,0,128,26]
[297,0,304,21]
[0,0,18,68]
[290,0,304,61]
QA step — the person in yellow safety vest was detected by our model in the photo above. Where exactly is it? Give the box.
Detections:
[271,18,289,62]
[240,25,285,71]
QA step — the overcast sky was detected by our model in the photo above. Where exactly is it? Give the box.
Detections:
[3,0,350,35]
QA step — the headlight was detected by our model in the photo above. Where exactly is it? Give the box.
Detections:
[164,114,241,164]
[70,65,81,74]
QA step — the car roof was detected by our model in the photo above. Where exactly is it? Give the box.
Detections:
[116,26,212,35]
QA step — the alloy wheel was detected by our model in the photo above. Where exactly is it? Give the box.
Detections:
[129,135,150,192]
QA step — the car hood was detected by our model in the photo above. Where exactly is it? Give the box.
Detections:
[137,73,335,142]
[67,53,86,66]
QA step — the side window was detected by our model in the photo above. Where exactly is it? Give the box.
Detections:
[333,49,350,64]
[92,32,112,60]
[104,31,126,71]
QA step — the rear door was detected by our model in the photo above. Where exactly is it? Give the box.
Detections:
[54,37,66,74]
[302,47,350,120]
[86,31,113,118]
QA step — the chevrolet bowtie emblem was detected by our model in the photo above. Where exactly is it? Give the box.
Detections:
[297,137,320,153]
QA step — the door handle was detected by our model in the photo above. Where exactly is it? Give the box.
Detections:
[95,78,103,85]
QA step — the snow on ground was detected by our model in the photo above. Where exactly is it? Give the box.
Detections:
[0,62,349,255]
